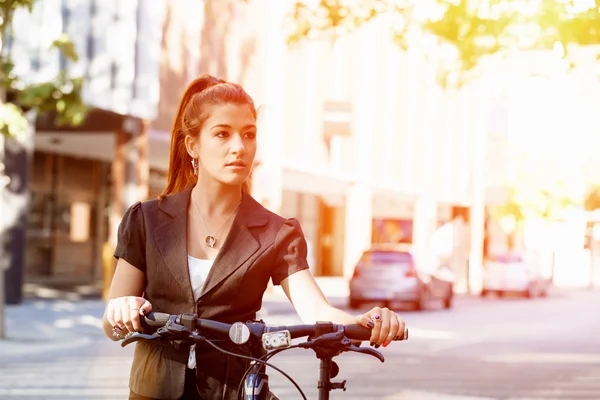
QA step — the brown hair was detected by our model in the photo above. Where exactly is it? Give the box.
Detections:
[160,74,256,199]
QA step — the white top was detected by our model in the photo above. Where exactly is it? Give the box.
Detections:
[187,255,214,369]
[188,255,214,301]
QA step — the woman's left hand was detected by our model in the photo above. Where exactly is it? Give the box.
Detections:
[355,306,406,348]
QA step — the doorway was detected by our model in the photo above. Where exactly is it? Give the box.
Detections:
[317,199,345,276]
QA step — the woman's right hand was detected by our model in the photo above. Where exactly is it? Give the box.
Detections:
[106,296,153,335]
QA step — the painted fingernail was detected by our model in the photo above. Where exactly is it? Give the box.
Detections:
[367,321,374,328]
[370,342,375,347]
[383,342,389,347]
[374,344,381,349]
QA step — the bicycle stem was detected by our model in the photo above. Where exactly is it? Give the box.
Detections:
[318,357,345,400]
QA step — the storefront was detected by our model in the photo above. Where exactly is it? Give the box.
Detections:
[280,189,347,277]
[26,151,109,284]
[24,146,169,285]
[371,219,413,244]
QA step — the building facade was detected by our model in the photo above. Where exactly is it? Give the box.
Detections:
[149,0,486,291]
[12,0,488,293]
[7,0,164,291]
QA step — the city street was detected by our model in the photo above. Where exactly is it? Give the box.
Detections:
[4,3,600,400]
[1,288,599,399]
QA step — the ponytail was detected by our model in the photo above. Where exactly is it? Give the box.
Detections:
[242,180,251,194]
[159,74,255,200]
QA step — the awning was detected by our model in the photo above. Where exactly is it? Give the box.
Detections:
[281,165,353,207]
[34,127,170,171]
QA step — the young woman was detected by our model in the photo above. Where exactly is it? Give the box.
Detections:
[102,74,406,399]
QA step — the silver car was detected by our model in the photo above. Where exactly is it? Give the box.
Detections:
[481,253,552,298]
[348,245,455,311]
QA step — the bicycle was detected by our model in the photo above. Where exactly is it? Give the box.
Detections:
[120,312,408,400]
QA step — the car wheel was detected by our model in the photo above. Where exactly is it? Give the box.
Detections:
[443,293,453,309]
[524,286,535,298]
[414,291,427,311]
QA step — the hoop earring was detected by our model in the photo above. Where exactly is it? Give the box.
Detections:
[191,158,199,176]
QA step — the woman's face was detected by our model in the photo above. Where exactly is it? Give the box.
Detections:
[186,103,257,187]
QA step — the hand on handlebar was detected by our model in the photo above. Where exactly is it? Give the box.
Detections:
[355,306,406,348]
[106,296,153,335]
[118,312,407,398]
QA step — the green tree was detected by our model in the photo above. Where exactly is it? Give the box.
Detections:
[585,185,600,211]
[287,0,600,81]
[1,0,87,138]
[0,0,88,338]
[488,180,580,249]
[491,183,578,223]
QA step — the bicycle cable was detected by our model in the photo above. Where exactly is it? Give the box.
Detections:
[199,338,307,400]
[236,344,305,400]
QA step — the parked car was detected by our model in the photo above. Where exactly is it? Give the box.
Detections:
[348,245,455,310]
[481,252,551,298]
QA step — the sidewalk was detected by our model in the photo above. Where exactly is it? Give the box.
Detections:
[264,276,350,301]
[0,278,350,358]
[0,298,106,359]
[5,277,574,360]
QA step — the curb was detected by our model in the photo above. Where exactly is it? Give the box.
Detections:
[0,336,94,359]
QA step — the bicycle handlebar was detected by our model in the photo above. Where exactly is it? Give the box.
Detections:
[121,312,408,400]
[141,311,408,343]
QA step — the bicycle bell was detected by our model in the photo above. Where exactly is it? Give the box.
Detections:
[229,322,251,345]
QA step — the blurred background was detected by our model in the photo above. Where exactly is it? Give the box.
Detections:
[1,0,600,399]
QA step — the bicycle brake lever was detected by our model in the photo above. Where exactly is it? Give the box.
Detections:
[166,323,190,335]
[345,344,385,363]
[121,321,192,348]
[120,332,158,347]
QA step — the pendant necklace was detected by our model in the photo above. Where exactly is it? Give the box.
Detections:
[192,193,240,248]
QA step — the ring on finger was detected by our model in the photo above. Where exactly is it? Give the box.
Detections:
[373,314,382,323]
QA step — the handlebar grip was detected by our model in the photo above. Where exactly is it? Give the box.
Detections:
[397,328,409,341]
[344,325,409,341]
[343,324,372,341]
[142,312,171,327]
